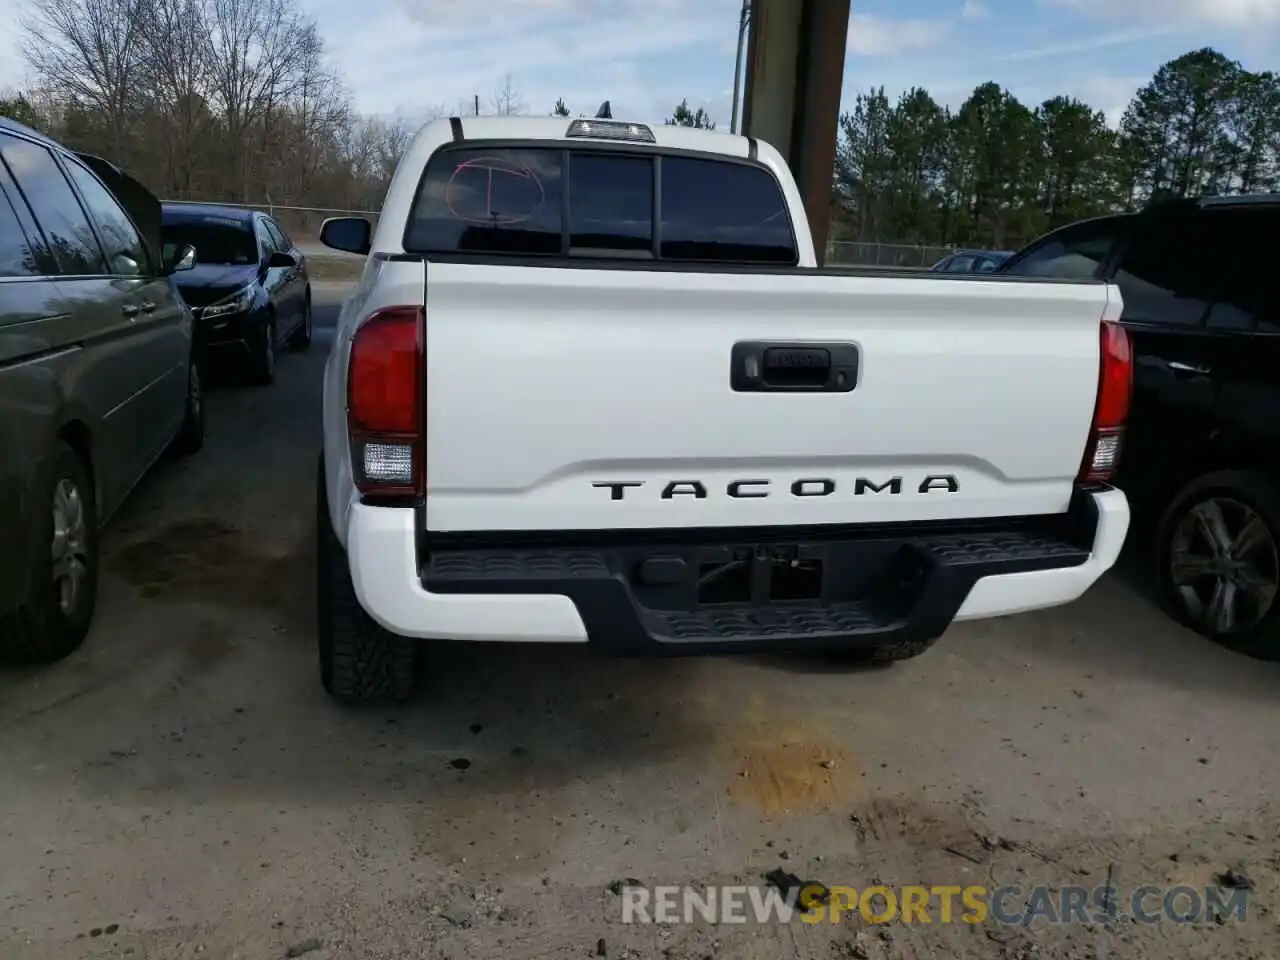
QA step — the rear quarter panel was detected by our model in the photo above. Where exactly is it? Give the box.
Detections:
[321,258,426,548]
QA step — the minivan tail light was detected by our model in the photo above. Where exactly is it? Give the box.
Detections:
[348,305,424,499]
[1078,320,1132,484]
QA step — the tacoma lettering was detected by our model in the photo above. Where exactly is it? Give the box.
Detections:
[593,476,959,500]
[661,481,707,499]
[854,476,903,495]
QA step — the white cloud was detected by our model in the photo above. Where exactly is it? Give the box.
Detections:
[1048,0,1280,28]
[0,0,32,91]
[1063,73,1147,126]
[326,0,740,118]
[993,25,1174,62]
[961,0,992,19]
[846,13,952,56]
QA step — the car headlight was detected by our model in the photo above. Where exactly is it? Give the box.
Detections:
[202,284,254,319]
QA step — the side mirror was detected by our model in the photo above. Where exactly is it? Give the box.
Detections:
[267,250,297,269]
[168,244,196,273]
[320,216,371,256]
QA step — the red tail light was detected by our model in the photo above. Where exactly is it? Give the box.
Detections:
[1078,320,1132,484]
[348,305,424,499]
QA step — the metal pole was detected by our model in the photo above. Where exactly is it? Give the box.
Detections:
[730,0,750,134]
[474,94,480,116]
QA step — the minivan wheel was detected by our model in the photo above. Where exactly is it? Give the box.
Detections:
[1156,470,1280,660]
[316,458,424,703]
[169,358,205,456]
[248,316,276,386]
[0,442,99,663]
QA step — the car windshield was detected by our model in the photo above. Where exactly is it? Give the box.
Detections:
[162,214,257,265]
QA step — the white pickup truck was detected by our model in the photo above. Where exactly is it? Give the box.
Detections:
[316,115,1132,704]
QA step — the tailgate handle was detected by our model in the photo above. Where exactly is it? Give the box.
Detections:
[731,341,858,393]
[764,347,829,386]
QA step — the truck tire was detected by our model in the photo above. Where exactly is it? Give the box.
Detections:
[822,634,937,667]
[1155,469,1280,660]
[316,459,424,703]
[0,441,99,663]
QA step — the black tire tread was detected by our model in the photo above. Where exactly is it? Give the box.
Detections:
[247,317,276,386]
[169,359,204,456]
[0,442,98,664]
[821,634,936,667]
[316,461,422,703]
[1155,468,1280,661]
[288,294,312,351]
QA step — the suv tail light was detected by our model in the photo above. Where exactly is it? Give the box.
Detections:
[348,305,424,500]
[1078,320,1132,484]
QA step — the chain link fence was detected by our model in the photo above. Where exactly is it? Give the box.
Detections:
[825,241,955,269]
[163,200,380,247]
[168,202,956,274]
[164,202,378,279]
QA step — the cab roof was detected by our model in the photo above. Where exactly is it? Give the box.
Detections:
[416,115,752,161]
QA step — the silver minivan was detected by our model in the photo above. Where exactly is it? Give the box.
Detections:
[0,117,202,663]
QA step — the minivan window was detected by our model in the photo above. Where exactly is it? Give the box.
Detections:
[0,186,38,277]
[403,145,797,264]
[64,159,149,276]
[0,133,107,275]
[1002,217,1125,279]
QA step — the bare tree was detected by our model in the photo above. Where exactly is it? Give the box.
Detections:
[490,73,525,116]
[205,0,320,196]
[138,0,214,196]
[21,0,150,163]
[12,0,564,236]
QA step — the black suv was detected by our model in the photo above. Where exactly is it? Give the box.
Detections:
[1000,196,1280,659]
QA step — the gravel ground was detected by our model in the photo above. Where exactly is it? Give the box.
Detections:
[2,283,1279,960]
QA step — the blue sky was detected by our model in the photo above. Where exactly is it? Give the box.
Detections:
[2,0,1278,128]
[316,0,1278,127]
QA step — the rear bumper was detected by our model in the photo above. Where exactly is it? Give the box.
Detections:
[345,488,1129,652]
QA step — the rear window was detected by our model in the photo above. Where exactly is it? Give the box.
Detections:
[403,146,797,265]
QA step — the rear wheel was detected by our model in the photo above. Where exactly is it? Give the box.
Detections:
[1156,470,1280,660]
[247,315,276,386]
[316,459,424,703]
[0,442,99,663]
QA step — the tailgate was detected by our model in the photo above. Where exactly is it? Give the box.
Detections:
[423,263,1113,532]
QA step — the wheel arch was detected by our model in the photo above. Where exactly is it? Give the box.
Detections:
[55,418,97,514]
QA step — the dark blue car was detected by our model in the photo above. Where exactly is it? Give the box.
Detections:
[161,203,312,385]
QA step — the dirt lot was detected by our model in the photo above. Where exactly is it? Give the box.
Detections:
[2,283,1279,960]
